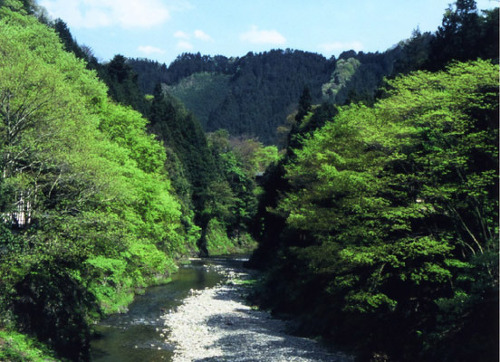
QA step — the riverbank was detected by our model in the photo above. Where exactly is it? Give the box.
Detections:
[162,259,353,362]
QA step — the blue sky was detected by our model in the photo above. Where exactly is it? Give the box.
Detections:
[39,0,498,66]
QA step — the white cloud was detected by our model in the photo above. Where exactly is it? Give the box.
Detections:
[240,25,286,45]
[194,30,213,42]
[174,30,190,39]
[177,40,194,50]
[40,0,170,29]
[138,45,165,55]
[319,41,364,53]
[174,29,213,42]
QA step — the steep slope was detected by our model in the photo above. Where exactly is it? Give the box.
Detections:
[129,2,498,147]
[131,50,335,145]
[0,2,195,359]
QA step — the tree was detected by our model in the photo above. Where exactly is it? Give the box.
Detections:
[427,0,498,70]
[0,7,191,359]
[102,54,148,114]
[295,86,312,123]
[203,131,261,253]
[257,60,498,360]
[148,85,217,217]
[53,19,88,61]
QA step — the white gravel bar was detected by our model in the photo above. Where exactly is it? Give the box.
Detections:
[162,263,353,362]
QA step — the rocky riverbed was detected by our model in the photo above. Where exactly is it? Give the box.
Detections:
[161,259,353,362]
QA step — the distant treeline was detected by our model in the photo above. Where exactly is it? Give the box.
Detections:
[248,1,499,361]
[0,0,497,361]
[126,2,497,145]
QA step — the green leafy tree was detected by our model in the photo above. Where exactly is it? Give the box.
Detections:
[257,60,498,360]
[201,131,262,254]
[0,6,190,359]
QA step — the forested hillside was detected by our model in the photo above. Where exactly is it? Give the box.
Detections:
[130,51,333,145]
[248,1,499,360]
[0,1,275,359]
[52,11,277,258]
[0,2,193,359]
[128,2,497,146]
[0,0,497,360]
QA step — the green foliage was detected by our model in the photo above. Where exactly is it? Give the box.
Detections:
[0,1,496,360]
[393,29,433,74]
[149,86,217,207]
[53,18,93,64]
[205,218,234,255]
[165,72,231,130]
[133,50,334,144]
[101,54,149,115]
[427,0,499,70]
[12,261,99,360]
[127,58,170,94]
[0,329,57,361]
[204,218,257,256]
[0,5,192,359]
[129,2,497,145]
[321,57,360,102]
[254,60,499,360]
[207,133,261,229]
[253,145,279,173]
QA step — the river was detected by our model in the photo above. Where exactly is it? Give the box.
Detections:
[90,257,232,361]
[90,256,352,362]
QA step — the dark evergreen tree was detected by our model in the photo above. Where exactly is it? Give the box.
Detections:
[53,19,88,61]
[148,85,217,222]
[128,58,170,94]
[102,54,149,114]
[393,29,433,74]
[426,0,498,70]
[295,86,312,123]
[133,49,334,144]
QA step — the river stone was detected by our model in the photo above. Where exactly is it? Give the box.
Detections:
[162,263,353,362]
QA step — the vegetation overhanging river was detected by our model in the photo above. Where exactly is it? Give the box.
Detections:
[90,256,249,361]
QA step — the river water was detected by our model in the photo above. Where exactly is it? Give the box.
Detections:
[90,257,241,361]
